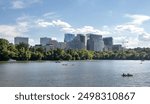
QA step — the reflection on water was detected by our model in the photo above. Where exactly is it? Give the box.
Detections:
[0,60,150,87]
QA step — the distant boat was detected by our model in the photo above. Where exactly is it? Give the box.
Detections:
[141,59,144,61]
[8,59,16,62]
[55,60,61,63]
[122,73,133,77]
[62,64,68,66]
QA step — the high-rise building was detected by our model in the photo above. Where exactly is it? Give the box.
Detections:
[103,37,113,51]
[40,37,51,46]
[64,33,75,42]
[87,34,104,51]
[67,34,86,50]
[14,37,28,45]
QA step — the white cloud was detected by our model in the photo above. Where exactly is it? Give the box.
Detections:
[0,25,20,37]
[29,38,39,46]
[17,21,29,32]
[43,12,56,17]
[52,20,72,28]
[3,12,150,48]
[0,22,30,43]
[36,19,53,27]
[0,25,24,43]
[36,19,110,35]
[76,26,110,35]
[115,24,144,34]
[126,38,139,48]
[139,32,150,41]
[126,14,150,25]
[11,0,42,9]
[36,19,71,28]
[115,14,150,45]
[12,1,25,9]
[61,27,76,33]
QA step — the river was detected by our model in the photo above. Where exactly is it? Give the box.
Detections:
[0,60,150,87]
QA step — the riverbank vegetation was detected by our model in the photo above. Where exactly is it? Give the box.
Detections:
[0,38,150,61]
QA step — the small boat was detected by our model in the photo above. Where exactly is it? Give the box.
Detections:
[8,59,16,62]
[55,61,61,63]
[122,73,133,77]
[62,64,68,66]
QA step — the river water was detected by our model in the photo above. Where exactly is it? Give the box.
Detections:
[0,60,150,87]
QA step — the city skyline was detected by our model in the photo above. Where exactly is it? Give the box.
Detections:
[1,0,150,48]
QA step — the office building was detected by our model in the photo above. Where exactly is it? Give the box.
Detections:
[103,37,113,51]
[57,42,66,49]
[14,37,28,45]
[112,44,123,51]
[64,33,75,42]
[67,34,86,50]
[40,37,51,46]
[87,34,104,51]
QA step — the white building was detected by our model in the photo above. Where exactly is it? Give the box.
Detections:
[14,37,28,45]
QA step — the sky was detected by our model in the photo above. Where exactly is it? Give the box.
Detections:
[1,0,150,48]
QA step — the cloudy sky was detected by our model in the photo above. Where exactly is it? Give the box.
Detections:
[0,0,150,48]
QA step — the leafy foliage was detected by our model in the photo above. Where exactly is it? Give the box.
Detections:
[1,38,150,61]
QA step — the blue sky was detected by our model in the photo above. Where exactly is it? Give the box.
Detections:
[0,0,150,48]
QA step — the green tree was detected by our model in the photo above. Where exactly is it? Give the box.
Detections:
[0,39,10,61]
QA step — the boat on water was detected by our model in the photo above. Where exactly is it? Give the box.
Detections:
[55,61,61,63]
[8,59,16,62]
[122,73,133,77]
[140,59,144,64]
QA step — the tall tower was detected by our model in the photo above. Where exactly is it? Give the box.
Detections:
[87,34,104,51]
[64,33,75,42]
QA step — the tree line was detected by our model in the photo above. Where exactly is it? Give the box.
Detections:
[0,38,150,61]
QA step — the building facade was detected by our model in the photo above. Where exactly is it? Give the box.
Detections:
[40,37,51,46]
[14,37,28,45]
[57,42,66,49]
[64,33,75,42]
[112,44,123,51]
[67,34,86,50]
[103,37,113,51]
[87,34,104,51]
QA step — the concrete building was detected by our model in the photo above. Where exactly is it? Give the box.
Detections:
[112,44,123,51]
[87,34,104,51]
[57,42,66,49]
[34,42,66,52]
[40,37,58,47]
[40,37,51,46]
[67,34,86,50]
[64,33,75,42]
[103,37,113,51]
[34,44,54,52]
[14,37,28,45]
[49,39,58,48]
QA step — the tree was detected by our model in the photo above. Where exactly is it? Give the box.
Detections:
[15,43,31,60]
[0,39,10,61]
[30,52,43,60]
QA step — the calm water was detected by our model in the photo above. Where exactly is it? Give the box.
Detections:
[0,60,150,87]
